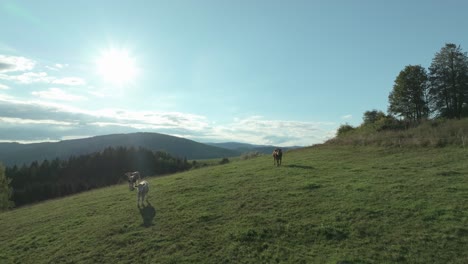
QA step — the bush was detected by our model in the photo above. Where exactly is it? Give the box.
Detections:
[375,116,406,131]
[337,124,355,137]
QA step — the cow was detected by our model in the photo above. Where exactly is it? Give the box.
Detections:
[272,148,283,166]
[126,171,149,207]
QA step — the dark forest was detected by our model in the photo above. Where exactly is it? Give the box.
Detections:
[5,146,191,207]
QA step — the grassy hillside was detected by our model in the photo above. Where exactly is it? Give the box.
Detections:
[331,118,468,148]
[1,145,468,263]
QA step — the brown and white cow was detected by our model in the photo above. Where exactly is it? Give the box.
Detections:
[125,171,149,206]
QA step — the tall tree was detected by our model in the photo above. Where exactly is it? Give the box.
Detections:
[388,65,429,122]
[428,43,468,119]
[0,163,14,211]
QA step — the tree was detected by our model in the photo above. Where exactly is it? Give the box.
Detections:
[363,110,386,125]
[0,163,14,211]
[388,65,429,122]
[428,43,468,119]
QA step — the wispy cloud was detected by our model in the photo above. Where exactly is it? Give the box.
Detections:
[0,83,10,90]
[45,63,68,71]
[52,77,86,86]
[1,71,86,86]
[0,97,337,146]
[32,88,87,101]
[341,114,352,120]
[0,97,210,141]
[204,116,335,146]
[0,71,54,84]
[0,117,75,126]
[0,55,35,73]
[86,109,210,132]
[0,54,85,86]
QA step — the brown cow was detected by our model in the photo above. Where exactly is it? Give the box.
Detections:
[272,148,282,166]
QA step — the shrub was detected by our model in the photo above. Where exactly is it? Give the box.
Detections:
[337,124,355,137]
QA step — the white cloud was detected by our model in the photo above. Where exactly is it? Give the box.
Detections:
[0,139,60,144]
[53,77,86,86]
[205,116,336,146]
[0,97,338,146]
[0,55,36,73]
[0,55,85,87]
[86,109,209,132]
[1,71,86,86]
[0,83,9,90]
[341,114,353,120]
[0,117,75,126]
[31,88,87,101]
[0,71,54,84]
[45,64,68,71]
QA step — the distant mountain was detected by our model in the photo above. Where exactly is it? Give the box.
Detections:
[0,133,240,166]
[207,142,301,154]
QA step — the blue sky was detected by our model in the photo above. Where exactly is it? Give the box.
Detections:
[1,0,467,146]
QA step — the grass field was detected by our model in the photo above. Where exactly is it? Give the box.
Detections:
[1,145,468,263]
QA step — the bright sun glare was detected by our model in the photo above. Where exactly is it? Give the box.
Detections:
[96,48,138,85]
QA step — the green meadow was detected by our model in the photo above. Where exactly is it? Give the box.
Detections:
[1,145,468,263]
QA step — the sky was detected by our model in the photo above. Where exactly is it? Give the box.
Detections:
[1,0,468,146]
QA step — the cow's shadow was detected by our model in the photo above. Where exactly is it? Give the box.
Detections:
[139,201,156,227]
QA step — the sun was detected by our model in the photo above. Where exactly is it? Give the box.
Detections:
[96,48,138,85]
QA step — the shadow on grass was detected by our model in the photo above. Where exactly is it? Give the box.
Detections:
[139,201,156,227]
[284,164,315,170]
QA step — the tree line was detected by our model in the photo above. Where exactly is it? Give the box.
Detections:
[0,163,14,211]
[3,146,191,208]
[338,43,468,136]
[389,43,468,121]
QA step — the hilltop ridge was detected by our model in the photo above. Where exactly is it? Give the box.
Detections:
[0,132,240,166]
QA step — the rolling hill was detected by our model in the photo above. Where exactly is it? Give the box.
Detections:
[0,132,240,166]
[1,145,467,263]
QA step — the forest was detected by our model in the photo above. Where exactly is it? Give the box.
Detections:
[3,146,192,207]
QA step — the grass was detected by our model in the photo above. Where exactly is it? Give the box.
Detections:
[331,118,468,147]
[1,145,468,263]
